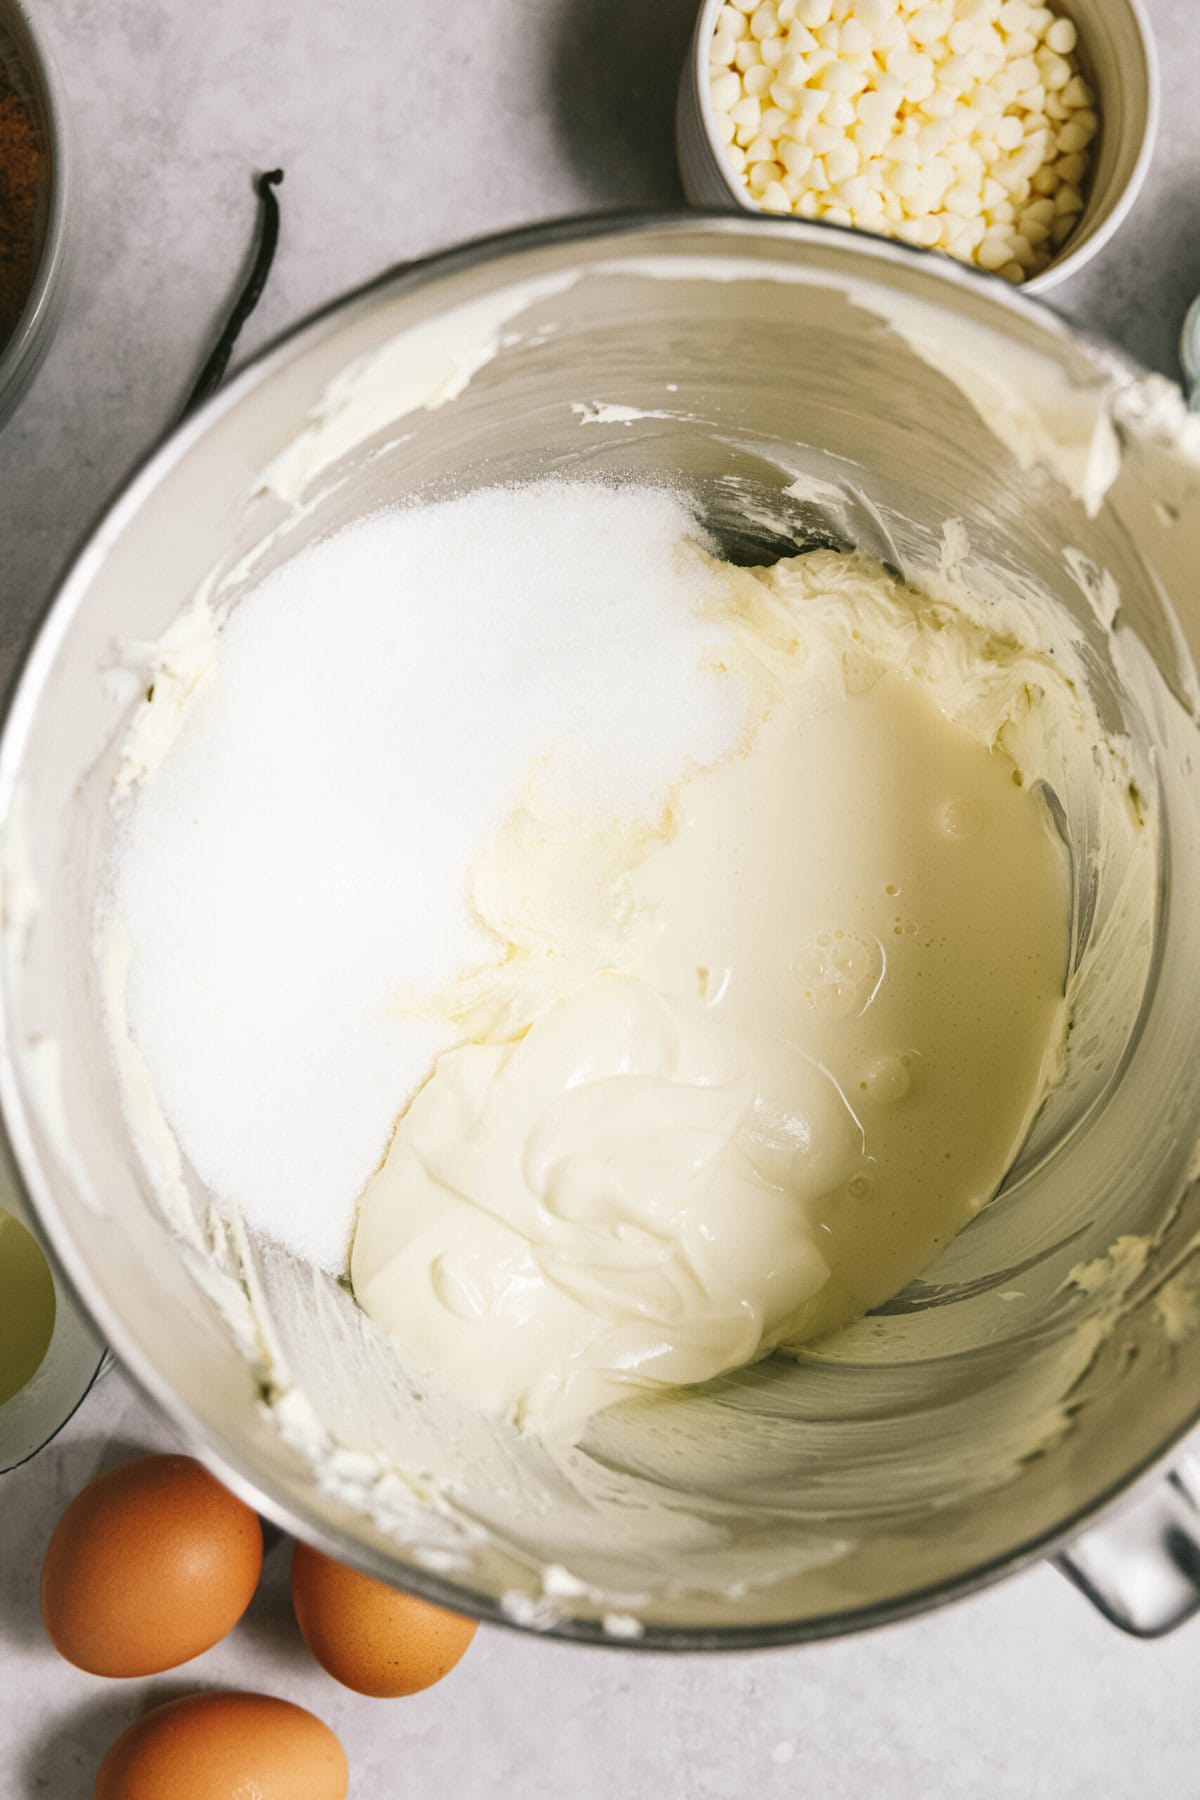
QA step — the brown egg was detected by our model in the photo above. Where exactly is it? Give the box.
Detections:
[41,1453,262,1676]
[291,1541,478,1697]
[93,1691,348,1800]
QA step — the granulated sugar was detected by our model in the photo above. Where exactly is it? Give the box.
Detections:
[108,481,745,1270]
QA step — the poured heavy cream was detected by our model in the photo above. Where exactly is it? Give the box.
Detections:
[352,548,1071,1438]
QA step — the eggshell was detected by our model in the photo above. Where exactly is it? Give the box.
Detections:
[93,1691,348,1800]
[41,1453,262,1676]
[291,1541,478,1697]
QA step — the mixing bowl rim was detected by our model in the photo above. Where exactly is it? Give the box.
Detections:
[0,205,1194,1650]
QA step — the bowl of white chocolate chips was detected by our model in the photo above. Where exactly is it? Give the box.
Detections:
[678,0,1158,290]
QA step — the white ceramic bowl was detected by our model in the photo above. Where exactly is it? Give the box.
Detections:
[677,0,1159,295]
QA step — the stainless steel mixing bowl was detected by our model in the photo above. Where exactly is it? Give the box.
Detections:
[1,213,1198,1646]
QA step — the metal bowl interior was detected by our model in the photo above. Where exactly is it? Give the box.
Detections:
[1,214,1198,1648]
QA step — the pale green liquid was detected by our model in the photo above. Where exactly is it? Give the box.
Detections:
[0,1210,56,1405]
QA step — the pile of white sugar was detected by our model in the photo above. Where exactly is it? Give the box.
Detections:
[107,482,745,1270]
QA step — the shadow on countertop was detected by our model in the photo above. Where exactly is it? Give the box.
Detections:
[20,1680,201,1800]
[1059,164,1200,385]
[0,1433,151,1655]
[228,1525,314,1674]
[548,0,699,205]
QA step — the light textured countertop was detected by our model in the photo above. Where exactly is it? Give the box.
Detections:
[2,2,1199,1796]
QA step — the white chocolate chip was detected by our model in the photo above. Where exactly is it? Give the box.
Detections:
[781,138,815,177]
[1045,15,1076,54]
[711,70,742,110]
[1055,119,1090,155]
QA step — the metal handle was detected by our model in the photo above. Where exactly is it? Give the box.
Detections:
[1056,1449,1200,1636]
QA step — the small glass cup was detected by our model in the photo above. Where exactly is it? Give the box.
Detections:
[0,1155,106,1474]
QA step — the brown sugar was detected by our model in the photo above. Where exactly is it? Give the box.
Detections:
[0,54,41,348]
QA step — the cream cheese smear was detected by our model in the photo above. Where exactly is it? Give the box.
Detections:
[105,481,1076,1443]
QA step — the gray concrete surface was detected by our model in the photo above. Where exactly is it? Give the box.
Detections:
[2,2,1198,1795]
